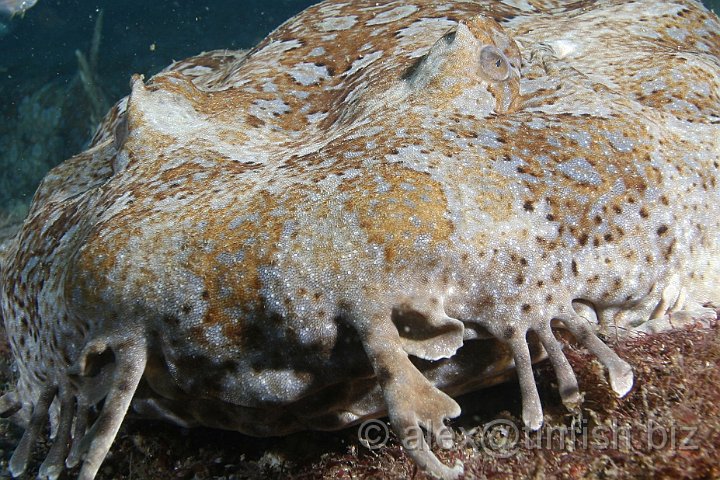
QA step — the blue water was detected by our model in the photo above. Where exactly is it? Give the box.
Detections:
[0,0,718,218]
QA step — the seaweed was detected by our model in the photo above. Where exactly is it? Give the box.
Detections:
[75,10,109,130]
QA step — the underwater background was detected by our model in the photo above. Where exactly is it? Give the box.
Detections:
[0,0,718,232]
[0,0,318,233]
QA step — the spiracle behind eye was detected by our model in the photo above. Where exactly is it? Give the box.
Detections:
[479,45,511,82]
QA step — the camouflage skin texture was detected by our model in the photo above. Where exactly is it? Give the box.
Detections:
[1,0,719,478]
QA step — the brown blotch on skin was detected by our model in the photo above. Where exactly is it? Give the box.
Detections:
[503,326,516,339]
[665,240,676,259]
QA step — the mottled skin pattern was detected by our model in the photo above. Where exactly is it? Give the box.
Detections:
[1,0,720,479]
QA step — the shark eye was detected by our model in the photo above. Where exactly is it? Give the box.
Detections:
[479,45,511,82]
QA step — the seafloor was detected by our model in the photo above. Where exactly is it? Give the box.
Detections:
[1,319,719,479]
[1,1,720,479]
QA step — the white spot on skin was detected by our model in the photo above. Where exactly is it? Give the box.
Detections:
[249,99,291,120]
[666,27,688,42]
[343,51,384,77]
[605,131,636,153]
[203,324,228,346]
[307,112,328,123]
[548,39,578,59]
[397,17,456,57]
[451,85,498,118]
[318,15,357,32]
[527,118,546,130]
[367,5,419,25]
[256,39,303,57]
[499,0,536,12]
[566,130,592,149]
[289,62,330,86]
[476,129,505,149]
[262,81,278,93]
[557,157,602,186]
[640,78,667,95]
[292,90,310,100]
